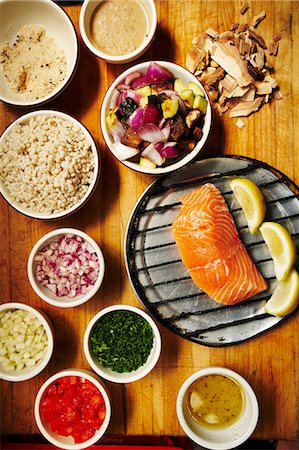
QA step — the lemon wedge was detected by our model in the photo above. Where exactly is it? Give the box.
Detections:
[259,222,296,281]
[230,178,266,234]
[264,269,299,316]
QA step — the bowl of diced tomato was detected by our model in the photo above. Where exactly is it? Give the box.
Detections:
[34,369,111,449]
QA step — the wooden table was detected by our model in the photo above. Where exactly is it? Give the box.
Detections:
[1,0,298,443]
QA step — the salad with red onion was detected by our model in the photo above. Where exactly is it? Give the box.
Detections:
[106,62,208,169]
[34,234,99,299]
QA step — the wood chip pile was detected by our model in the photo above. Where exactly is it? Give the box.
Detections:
[186,6,283,121]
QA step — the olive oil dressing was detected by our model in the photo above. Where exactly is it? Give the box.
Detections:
[185,374,244,428]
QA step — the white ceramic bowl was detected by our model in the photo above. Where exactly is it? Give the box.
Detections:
[79,0,157,63]
[0,0,78,107]
[0,110,99,219]
[100,60,212,175]
[176,367,259,450]
[0,302,54,382]
[27,228,105,308]
[84,304,161,383]
[34,368,111,450]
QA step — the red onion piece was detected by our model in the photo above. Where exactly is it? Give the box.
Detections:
[34,235,100,299]
[124,71,142,86]
[110,120,126,142]
[137,123,169,143]
[154,142,164,152]
[141,143,165,166]
[121,89,141,104]
[161,126,170,141]
[146,62,173,82]
[109,89,120,110]
[158,118,166,129]
[111,142,140,161]
[117,91,126,106]
[116,83,130,92]
[161,144,178,158]
[132,75,153,90]
[143,104,160,125]
[126,107,145,130]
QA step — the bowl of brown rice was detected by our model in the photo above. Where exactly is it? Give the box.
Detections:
[0,0,78,107]
[0,110,100,219]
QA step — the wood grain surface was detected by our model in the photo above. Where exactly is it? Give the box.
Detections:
[1,0,298,442]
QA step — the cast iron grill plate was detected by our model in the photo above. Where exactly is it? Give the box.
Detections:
[125,156,299,346]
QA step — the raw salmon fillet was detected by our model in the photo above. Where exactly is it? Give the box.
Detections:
[172,183,267,305]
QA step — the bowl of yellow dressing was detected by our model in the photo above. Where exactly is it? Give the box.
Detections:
[79,0,157,63]
[176,367,259,450]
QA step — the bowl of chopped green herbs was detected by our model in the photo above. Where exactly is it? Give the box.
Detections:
[83,305,161,383]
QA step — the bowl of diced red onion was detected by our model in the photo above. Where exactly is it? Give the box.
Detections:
[100,60,212,175]
[27,228,105,308]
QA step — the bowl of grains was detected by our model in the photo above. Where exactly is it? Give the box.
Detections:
[27,228,105,308]
[84,304,161,383]
[0,302,54,382]
[0,110,99,219]
[0,0,78,107]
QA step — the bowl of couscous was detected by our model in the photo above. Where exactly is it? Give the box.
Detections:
[0,0,79,107]
[0,110,100,219]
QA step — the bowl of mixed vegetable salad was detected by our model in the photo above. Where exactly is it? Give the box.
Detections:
[34,368,111,449]
[83,304,161,383]
[101,60,212,174]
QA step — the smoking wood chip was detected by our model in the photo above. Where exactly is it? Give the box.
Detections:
[224,85,251,99]
[273,33,282,42]
[238,24,248,33]
[218,31,235,43]
[255,81,272,95]
[192,32,208,48]
[236,118,246,128]
[241,88,256,101]
[240,2,249,15]
[186,46,206,73]
[230,23,239,31]
[220,74,238,93]
[189,15,282,119]
[269,41,279,56]
[229,98,263,117]
[206,27,219,39]
[274,90,283,100]
[253,11,266,28]
[248,28,267,49]
[210,41,254,87]
[226,98,240,109]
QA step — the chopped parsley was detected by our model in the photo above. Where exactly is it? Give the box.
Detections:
[90,310,154,373]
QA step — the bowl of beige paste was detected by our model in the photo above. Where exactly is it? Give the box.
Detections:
[79,0,157,63]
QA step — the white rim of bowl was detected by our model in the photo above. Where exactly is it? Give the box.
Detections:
[0,0,79,107]
[34,368,111,450]
[0,302,54,382]
[27,228,105,308]
[84,304,161,383]
[0,110,99,219]
[176,366,259,450]
[100,60,212,174]
[79,0,157,63]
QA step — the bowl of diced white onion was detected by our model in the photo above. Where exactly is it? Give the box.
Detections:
[0,302,54,382]
[27,228,105,308]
